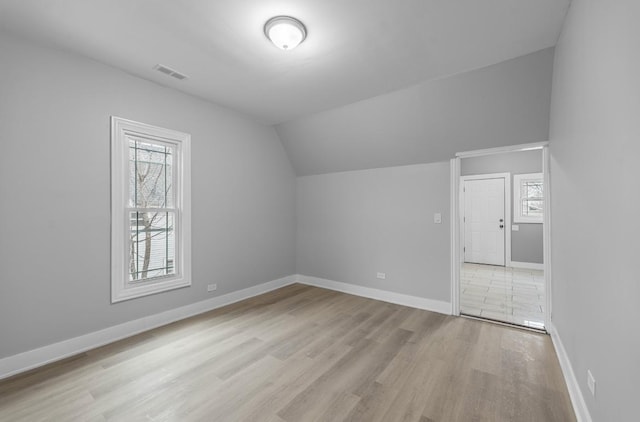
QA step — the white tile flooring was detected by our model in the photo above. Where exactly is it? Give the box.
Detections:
[460,263,545,330]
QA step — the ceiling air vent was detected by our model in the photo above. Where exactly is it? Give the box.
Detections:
[153,64,188,81]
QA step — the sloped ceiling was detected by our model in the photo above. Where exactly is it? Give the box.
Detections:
[0,0,569,125]
[277,48,555,176]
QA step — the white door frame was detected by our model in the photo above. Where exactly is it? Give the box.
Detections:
[450,141,551,331]
[460,173,511,267]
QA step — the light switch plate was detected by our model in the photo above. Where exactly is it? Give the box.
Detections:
[434,213,442,224]
[512,225,520,231]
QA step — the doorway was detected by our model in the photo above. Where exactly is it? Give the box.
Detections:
[451,143,549,331]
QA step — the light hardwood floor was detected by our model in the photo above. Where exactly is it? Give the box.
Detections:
[0,284,575,422]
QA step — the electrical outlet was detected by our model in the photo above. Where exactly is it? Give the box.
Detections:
[207,283,217,292]
[587,370,596,396]
[376,272,386,280]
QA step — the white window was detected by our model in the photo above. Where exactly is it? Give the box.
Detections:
[513,173,543,223]
[111,117,191,302]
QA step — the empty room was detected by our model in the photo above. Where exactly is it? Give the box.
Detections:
[0,1,637,421]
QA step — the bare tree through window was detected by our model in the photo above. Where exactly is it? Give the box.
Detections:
[129,139,175,281]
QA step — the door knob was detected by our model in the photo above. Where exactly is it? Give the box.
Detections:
[499,219,504,222]
[499,224,504,229]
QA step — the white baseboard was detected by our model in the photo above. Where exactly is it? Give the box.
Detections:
[297,275,452,315]
[548,323,593,422]
[509,261,544,270]
[0,275,297,380]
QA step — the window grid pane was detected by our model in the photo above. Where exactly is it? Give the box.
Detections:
[129,211,175,282]
[523,181,543,199]
[522,199,543,216]
[128,139,174,209]
[518,177,544,220]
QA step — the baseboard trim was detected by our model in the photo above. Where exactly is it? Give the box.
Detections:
[509,261,544,270]
[297,275,451,315]
[0,275,297,380]
[548,322,593,422]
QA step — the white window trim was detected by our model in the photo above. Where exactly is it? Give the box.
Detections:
[111,116,191,303]
[513,172,543,224]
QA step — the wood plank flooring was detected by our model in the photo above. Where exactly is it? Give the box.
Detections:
[0,284,576,422]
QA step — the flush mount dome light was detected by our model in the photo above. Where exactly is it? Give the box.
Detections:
[264,16,307,50]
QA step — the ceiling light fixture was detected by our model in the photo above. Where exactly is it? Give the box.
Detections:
[264,16,307,50]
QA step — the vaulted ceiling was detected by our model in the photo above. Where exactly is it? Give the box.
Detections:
[0,0,570,125]
[277,48,555,176]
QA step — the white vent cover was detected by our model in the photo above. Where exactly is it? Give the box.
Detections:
[153,64,188,80]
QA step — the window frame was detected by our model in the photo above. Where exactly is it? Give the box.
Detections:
[513,172,543,224]
[111,116,191,303]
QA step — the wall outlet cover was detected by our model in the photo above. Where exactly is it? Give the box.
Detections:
[376,272,386,280]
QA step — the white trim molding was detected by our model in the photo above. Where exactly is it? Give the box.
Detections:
[455,141,548,159]
[297,275,452,315]
[450,158,460,315]
[111,116,192,303]
[542,145,552,331]
[509,261,544,271]
[452,141,552,330]
[549,323,593,422]
[0,275,297,380]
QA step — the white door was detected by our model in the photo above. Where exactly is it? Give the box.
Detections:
[464,178,505,266]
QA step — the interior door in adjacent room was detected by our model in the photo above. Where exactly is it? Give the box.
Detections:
[463,177,506,266]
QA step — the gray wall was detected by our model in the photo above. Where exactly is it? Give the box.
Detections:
[549,0,640,420]
[296,162,450,302]
[0,33,296,359]
[461,150,543,264]
[277,48,554,176]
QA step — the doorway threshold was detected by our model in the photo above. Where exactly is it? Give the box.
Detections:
[460,313,546,334]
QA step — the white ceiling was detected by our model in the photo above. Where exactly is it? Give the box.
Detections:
[0,0,569,124]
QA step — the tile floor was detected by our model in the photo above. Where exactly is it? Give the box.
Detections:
[460,263,545,330]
